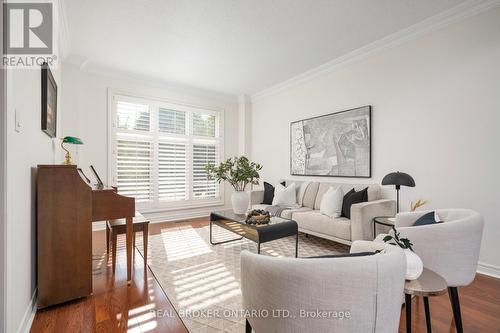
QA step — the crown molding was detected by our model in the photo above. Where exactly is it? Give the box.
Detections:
[251,0,500,102]
[63,61,239,104]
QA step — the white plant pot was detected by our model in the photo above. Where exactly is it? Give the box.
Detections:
[404,249,423,280]
[231,191,249,215]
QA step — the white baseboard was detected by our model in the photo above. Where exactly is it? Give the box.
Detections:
[92,206,225,231]
[17,289,36,333]
[143,208,216,224]
[92,221,107,231]
[477,262,500,279]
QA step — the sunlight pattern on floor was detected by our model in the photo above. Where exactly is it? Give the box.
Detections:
[136,225,348,333]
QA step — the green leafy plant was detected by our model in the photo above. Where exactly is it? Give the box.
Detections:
[383,226,414,251]
[205,156,263,191]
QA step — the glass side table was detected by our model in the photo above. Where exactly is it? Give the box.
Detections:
[373,216,396,239]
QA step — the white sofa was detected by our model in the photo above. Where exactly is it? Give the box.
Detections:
[250,180,395,245]
[241,240,407,333]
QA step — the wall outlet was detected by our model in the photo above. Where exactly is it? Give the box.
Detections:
[14,108,21,132]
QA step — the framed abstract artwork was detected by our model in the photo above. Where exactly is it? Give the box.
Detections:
[41,62,57,138]
[290,105,371,178]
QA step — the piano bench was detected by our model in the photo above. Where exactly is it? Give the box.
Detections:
[106,212,150,273]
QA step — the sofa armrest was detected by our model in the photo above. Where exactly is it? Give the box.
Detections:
[249,190,264,206]
[350,199,396,241]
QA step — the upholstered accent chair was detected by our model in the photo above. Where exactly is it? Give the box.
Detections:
[241,241,406,333]
[394,209,484,333]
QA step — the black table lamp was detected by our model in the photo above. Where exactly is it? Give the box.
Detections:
[382,171,415,213]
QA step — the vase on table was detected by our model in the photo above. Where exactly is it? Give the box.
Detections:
[404,249,423,280]
[231,191,249,214]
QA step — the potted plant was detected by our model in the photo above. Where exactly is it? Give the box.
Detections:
[206,156,262,214]
[383,226,423,280]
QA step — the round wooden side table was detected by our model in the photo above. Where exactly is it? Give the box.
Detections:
[404,268,448,333]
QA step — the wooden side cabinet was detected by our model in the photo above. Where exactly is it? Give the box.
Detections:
[37,165,93,308]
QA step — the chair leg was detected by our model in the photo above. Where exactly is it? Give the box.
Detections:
[106,223,110,254]
[143,224,149,269]
[448,287,463,333]
[405,293,412,333]
[245,319,252,333]
[112,230,117,274]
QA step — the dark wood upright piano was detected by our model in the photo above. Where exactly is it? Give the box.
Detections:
[37,165,135,308]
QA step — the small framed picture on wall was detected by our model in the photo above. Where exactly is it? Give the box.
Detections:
[41,62,57,138]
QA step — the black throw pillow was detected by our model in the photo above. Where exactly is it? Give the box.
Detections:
[262,182,274,205]
[341,187,368,219]
[413,211,443,226]
[262,181,286,205]
[341,188,355,216]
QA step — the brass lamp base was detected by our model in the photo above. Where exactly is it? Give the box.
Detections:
[63,151,73,165]
[61,141,74,165]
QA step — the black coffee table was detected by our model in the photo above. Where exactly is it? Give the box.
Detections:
[210,210,299,257]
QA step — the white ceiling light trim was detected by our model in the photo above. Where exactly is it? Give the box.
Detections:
[251,0,500,102]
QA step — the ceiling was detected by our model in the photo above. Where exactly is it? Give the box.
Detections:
[65,0,468,95]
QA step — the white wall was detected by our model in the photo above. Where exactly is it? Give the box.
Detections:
[250,8,500,272]
[4,64,63,332]
[62,63,240,222]
[0,26,7,333]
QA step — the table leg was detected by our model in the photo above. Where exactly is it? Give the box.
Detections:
[424,296,432,333]
[295,233,299,258]
[257,242,261,254]
[143,224,148,269]
[126,216,133,284]
[112,229,117,274]
[106,222,110,254]
[133,231,136,262]
[209,219,243,245]
[405,293,412,333]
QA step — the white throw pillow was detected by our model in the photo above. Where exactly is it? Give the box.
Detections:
[296,181,311,207]
[320,186,344,218]
[272,182,297,206]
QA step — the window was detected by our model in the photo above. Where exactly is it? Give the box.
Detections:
[110,94,223,210]
[192,144,218,198]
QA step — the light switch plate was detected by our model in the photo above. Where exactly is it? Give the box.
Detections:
[14,108,21,132]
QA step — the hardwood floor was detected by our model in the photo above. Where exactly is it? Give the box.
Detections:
[31,218,500,333]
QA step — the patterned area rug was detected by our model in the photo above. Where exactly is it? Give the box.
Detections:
[137,225,349,333]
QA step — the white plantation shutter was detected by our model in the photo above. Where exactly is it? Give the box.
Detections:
[192,113,216,137]
[158,142,188,201]
[116,138,153,202]
[112,94,222,209]
[193,144,218,198]
[116,101,150,131]
[159,108,185,134]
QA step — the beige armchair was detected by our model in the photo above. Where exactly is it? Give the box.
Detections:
[393,209,484,333]
[241,241,406,333]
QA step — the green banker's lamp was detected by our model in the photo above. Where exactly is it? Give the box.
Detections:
[61,136,83,165]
